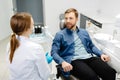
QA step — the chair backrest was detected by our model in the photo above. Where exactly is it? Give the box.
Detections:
[59,19,66,30]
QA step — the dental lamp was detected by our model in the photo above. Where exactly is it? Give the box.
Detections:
[80,14,102,29]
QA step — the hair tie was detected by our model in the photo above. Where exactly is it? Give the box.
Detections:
[11,33,18,38]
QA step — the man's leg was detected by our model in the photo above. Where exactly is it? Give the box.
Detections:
[71,59,100,80]
[87,57,116,80]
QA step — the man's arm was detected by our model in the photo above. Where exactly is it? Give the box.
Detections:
[85,30,110,62]
[85,30,103,56]
[51,33,73,72]
[51,33,64,64]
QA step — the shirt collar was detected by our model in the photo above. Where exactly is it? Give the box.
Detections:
[66,26,80,33]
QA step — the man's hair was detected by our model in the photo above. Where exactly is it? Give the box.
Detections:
[64,8,78,18]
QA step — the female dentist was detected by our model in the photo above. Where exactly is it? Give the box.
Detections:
[7,12,50,80]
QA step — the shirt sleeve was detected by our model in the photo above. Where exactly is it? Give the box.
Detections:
[34,45,51,80]
[85,30,103,56]
[51,33,65,64]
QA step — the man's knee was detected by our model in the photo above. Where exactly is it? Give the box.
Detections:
[104,66,116,76]
[107,68,116,78]
[100,67,116,80]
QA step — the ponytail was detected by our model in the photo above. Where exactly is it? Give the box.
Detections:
[9,33,20,63]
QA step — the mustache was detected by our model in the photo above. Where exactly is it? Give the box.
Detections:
[65,22,71,25]
[65,23,75,29]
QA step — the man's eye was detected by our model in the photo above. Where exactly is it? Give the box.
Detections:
[70,17,73,20]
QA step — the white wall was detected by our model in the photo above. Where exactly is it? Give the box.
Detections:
[0,0,13,40]
[97,0,120,40]
[44,0,100,35]
[98,0,120,23]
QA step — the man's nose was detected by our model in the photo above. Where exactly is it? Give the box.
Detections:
[66,19,70,22]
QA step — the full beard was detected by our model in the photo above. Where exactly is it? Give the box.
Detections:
[65,23,76,30]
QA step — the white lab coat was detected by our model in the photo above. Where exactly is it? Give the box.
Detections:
[7,36,51,80]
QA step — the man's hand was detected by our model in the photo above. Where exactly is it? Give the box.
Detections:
[101,54,110,62]
[61,61,73,72]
